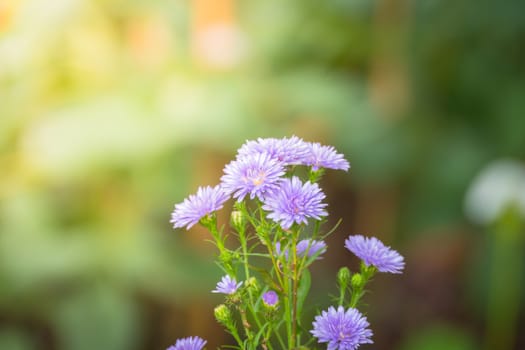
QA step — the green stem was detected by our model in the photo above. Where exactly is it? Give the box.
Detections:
[485,206,524,350]
[282,262,292,349]
[205,216,223,248]
[267,236,284,289]
[237,304,253,343]
[262,323,274,350]
[236,206,265,338]
[291,234,299,349]
[338,286,346,306]
[239,230,250,280]
[349,288,363,308]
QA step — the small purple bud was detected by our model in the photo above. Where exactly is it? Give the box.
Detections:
[262,290,279,307]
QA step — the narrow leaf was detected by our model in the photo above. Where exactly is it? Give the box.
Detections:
[296,269,311,326]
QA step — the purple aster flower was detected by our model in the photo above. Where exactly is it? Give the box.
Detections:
[262,176,327,229]
[170,185,230,230]
[311,306,373,350]
[296,239,327,259]
[301,142,350,171]
[167,336,207,350]
[344,235,405,274]
[237,136,310,166]
[221,153,285,201]
[262,290,279,307]
[212,275,242,295]
[275,239,327,260]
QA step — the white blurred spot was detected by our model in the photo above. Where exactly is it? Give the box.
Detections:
[465,159,525,225]
[193,23,245,69]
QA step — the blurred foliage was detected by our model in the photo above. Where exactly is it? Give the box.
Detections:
[399,324,477,350]
[1,0,524,349]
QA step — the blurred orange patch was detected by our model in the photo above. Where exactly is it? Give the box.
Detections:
[191,0,244,69]
[126,13,173,70]
[0,0,17,32]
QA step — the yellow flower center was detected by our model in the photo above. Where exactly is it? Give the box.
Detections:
[251,171,266,187]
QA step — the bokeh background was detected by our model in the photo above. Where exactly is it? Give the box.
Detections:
[1,0,525,349]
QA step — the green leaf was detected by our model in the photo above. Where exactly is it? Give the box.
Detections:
[253,323,269,348]
[296,269,311,326]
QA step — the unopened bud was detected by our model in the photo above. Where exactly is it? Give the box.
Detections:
[230,210,245,232]
[337,267,351,288]
[214,304,232,325]
[351,273,363,289]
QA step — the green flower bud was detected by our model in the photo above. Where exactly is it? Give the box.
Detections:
[214,304,232,325]
[231,211,242,224]
[337,267,351,288]
[351,273,364,289]
[230,210,246,232]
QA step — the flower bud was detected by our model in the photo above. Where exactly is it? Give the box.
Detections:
[214,304,232,325]
[351,273,364,289]
[337,267,351,288]
[262,290,279,308]
[230,210,245,232]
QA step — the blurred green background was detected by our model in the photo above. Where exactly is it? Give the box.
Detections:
[1,0,524,349]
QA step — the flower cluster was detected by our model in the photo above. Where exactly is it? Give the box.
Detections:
[168,136,404,350]
[171,136,349,231]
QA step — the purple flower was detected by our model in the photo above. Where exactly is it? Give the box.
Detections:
[262,290,279,307]
[237,136,310,166]
[212,275,242,295]
[301,142,350,171]
[221,153,285,201]
[275,239,327,260]
[344,235,405,274]
[296,239,327,258]
[170,185,230,230]
[262,176,327,229]
[167,336,207,350]
[274,242,289,258]
[311,306,373,350]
